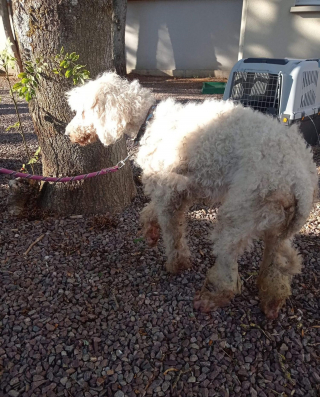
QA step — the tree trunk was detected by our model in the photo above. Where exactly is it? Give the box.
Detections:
[11,0,135,215]
[112,0,127,76]
[0,0,23,72]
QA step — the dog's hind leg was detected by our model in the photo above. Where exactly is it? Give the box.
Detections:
[193,187,256,312]
[193,221,247,312]
[193,186,303,317]
[256,190,304,319]
[257,236,301,320]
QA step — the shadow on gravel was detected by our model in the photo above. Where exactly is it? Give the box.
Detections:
[0,158,23,170]
[296,233,320,253]
[0,133,36,143]
[0,103,29,115]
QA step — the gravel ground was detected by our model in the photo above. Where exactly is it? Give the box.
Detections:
[0,75,320,397]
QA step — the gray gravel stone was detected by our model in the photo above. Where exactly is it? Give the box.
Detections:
[162,380,170,392]
[8,391,20,397]
[0,76,319,397]
[60,377,68,386]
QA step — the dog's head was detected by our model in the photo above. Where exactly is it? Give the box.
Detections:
[65,72,155,146]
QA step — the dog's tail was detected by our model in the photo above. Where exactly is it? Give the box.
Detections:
[279,177,317,240]
[262,174,317,241]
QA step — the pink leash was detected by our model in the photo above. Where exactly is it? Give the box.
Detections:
[0,166,119,182]
[0,155,131,183]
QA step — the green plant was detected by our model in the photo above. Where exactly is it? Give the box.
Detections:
[0,38,16,72]
[53,47,90,85]
[5,121,20,132]
[12,58,47,102]
[20,147,41,173]
[1,42,89,175]
[0,39,34,173]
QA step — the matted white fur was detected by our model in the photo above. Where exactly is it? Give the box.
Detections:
[65,72,318,319]
[66,72,155,146]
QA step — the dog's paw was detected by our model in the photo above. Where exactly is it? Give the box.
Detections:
[259,297,285,320]
[257,275,290,320]
[193,289,234,313]
[143,221,160,247]
[165,257,191,274]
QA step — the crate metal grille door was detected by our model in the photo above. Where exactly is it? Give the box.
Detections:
[230,72,281,115]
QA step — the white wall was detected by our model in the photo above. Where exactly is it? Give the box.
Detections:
[126,0,243,78]
[1,1,243,78]
[241,0,320,60]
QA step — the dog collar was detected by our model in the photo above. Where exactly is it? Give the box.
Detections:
[134,104,157,145]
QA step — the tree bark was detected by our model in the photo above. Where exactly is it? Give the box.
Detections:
[112,0,127,76]
[11,0,135,215]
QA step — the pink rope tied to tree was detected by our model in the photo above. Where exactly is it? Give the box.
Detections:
[0,154,132,183]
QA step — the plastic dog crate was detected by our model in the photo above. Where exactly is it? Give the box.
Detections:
[202,82,226,95]
[223,58,320,145]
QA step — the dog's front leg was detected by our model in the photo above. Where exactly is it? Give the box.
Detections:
[140,201,161,247]
[155,190,192,274]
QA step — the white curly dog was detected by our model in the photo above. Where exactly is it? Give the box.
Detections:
[65,72,318,319]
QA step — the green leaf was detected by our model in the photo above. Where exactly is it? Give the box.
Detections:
[6,121,20,131]
[133,237,144,243]
[21,78,30,84]
[21,86,28,93]
[7,59,16,69]
[25,92,32,101]
[60,60,66,68]
[12,82,22,90]
[65,69,72,78]
[18,72,27,79]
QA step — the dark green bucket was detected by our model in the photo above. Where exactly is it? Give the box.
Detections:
[201,82,226,95]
